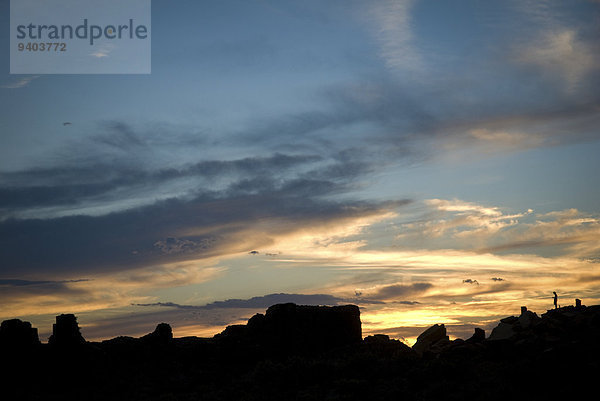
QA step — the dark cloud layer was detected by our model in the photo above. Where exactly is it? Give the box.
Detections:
[0,110,407,278]
[0,278,90,302]
[368,282,433,301]
[0,278,89,286]
[0,151,322,212]
[0,183,409,276]
[135,293,348,310]
[240,75,600,158]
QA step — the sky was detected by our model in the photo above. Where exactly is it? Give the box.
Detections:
[1,0,599,345]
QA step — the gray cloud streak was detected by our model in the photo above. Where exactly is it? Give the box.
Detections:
[0,186,409,276]
[368,282,433,301]
[135,293,350,311]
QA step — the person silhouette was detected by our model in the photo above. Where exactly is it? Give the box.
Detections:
[553,291,558,309]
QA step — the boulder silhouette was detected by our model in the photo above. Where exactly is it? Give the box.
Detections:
[517,306,540,329]
[412,323,448,355]
[48,314,85,346]
[488,317,517,341]
[0,318,40,348]
[488,306,541,341]
[466,327,485,343]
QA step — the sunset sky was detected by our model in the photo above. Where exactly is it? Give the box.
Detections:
[1,0,599,345]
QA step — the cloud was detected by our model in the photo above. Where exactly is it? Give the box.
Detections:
[0,278,89,286]
[465,128,548,152]
[2,1,599,344]
[0,188,406,276]
[154,237,217,255]
[515,29,599,92]
[0,146,323,218]
[0,277,91,295]
[0,108,415,278]
[435,101,600,157]
[479,209,600,257]
[463,279,479,285]
[398,199,528,242]
[4,42,596,220]
[366,282,432,301]
[367,0,422,75]
[90,44,115,58]
[135,293,348,310]
[93,121,147,149]
[0,278,95,318]
[237,66,599,176]
[0,261,224,319]
[397,199,600,258]
[6,216,598,340]
[1,75,40,89]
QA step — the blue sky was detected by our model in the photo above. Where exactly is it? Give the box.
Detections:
[1,0,599,343]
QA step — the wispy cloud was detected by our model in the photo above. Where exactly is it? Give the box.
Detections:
[397,199,530,242]
[1,75,40,89]
[397,199,600,257]
[480,208,600,257]
[367,0,422,75]
[362,282,432,301]
[0,261,224,318]
[90,44,115,58]
[515,29,599,92]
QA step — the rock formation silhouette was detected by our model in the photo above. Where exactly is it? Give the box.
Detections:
[466,327,485,343]
[488,305,541,341]
[412,323,448,355]
[141,322,173,344]
[215,303,362,354]
[0,318,39,348]
[48,313,86,346]
[2,301,599,401]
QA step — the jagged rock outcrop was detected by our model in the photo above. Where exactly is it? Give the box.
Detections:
[466,327,485,343]
[362,334,414,357]
[364,334,391,344]
[488,306,540,341]
[3,303,600,401]
[412,323,448,355]
[488,317,517,341]
[141,323,173,344]
[518,306,540,329]
[48,314,86,346]
[216,303,362,354]
[0,318,40,347]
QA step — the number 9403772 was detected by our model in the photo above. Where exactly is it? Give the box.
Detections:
[18,42,66,51]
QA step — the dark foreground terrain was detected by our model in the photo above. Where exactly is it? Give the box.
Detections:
[2,302,599,400]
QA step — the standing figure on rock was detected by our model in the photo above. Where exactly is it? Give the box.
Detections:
[553,291,558,309]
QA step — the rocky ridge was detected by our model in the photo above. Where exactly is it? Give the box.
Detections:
[2,301,599,400]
